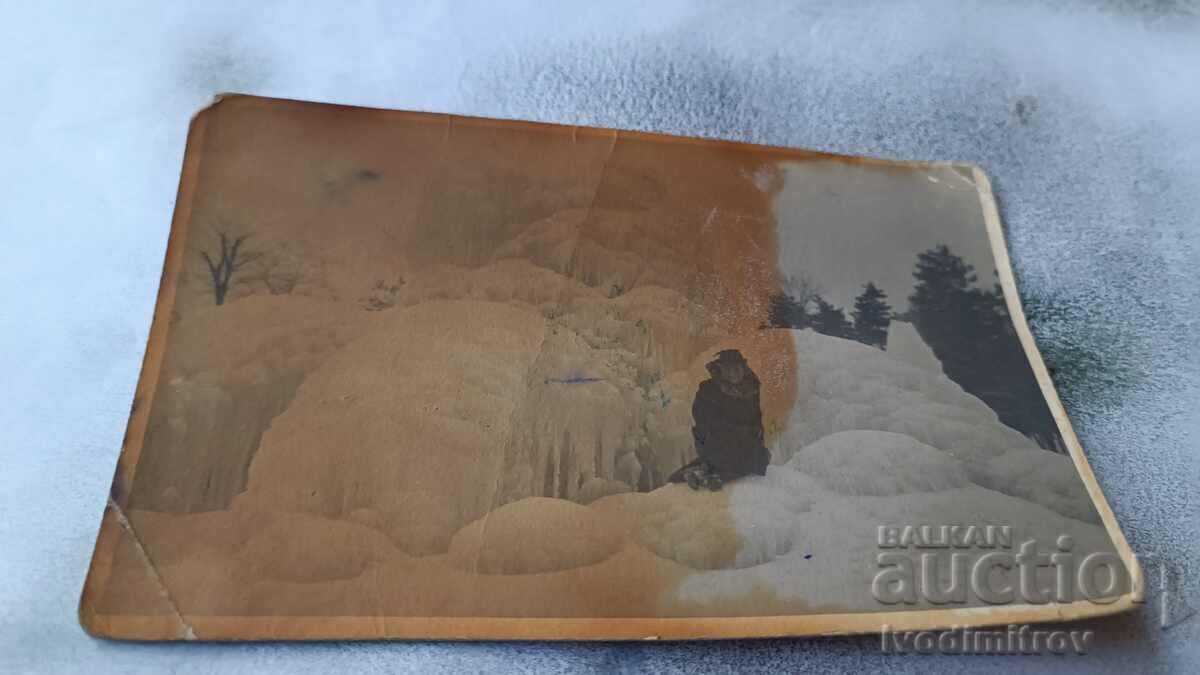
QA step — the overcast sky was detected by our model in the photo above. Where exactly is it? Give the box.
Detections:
[774,160,998,313]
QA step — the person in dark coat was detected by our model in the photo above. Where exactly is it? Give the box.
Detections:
[668,349,771,490]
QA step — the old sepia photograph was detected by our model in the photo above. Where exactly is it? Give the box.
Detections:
[81,95,1135,640]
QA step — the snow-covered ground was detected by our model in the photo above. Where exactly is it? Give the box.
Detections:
[113,288,1114,618]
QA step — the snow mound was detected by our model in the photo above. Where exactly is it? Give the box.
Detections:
[576,477,633,504]
[788,430,971,496]
[130,295,383,512]
[244,300,550,555]
[778,329,1021,463]
[447,497,623,574]
[167,294,375,380]
[589,468,823,571]
[768,329,1098,522]
[400,259,601,308]
[678,462,1120,613]
[237,511,402,583]
[591,485,743,570]
[885,320,943,373]
[131,505,404,585]
[722,468,822,568]
[971,448,1100,523]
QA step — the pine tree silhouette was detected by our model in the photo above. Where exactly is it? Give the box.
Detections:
[810,295,854,339]
[767,291,808,328]
[908,245,1062,451]
[851,282,892,349]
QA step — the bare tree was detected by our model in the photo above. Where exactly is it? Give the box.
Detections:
[783,270,824,313]
[199,230,261,306]
[241,243,317,296]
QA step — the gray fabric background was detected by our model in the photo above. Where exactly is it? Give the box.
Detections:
[1,1,1196,672]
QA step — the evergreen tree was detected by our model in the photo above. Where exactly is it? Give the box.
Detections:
[907,245,1062,451]
[766,291,808,328]
[851,282,892,349]
[908,245,981,390]
[809,296,854,339]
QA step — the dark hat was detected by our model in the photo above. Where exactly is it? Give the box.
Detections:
[713,349,747,364]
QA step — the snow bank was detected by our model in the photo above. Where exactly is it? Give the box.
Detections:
[447,497,623,574]
[592,485,742,570]
[774,329,1098,522]
[788,430,971,497]
[243,300,550,555]
[131,505,404,585]
[130,295,382,511]
[972,448,1100,523]
[206,275,1107,614]
[777,329,1014,462]
[399,258,601,309]
[885,320,943,373]
[679,464,1118,613]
